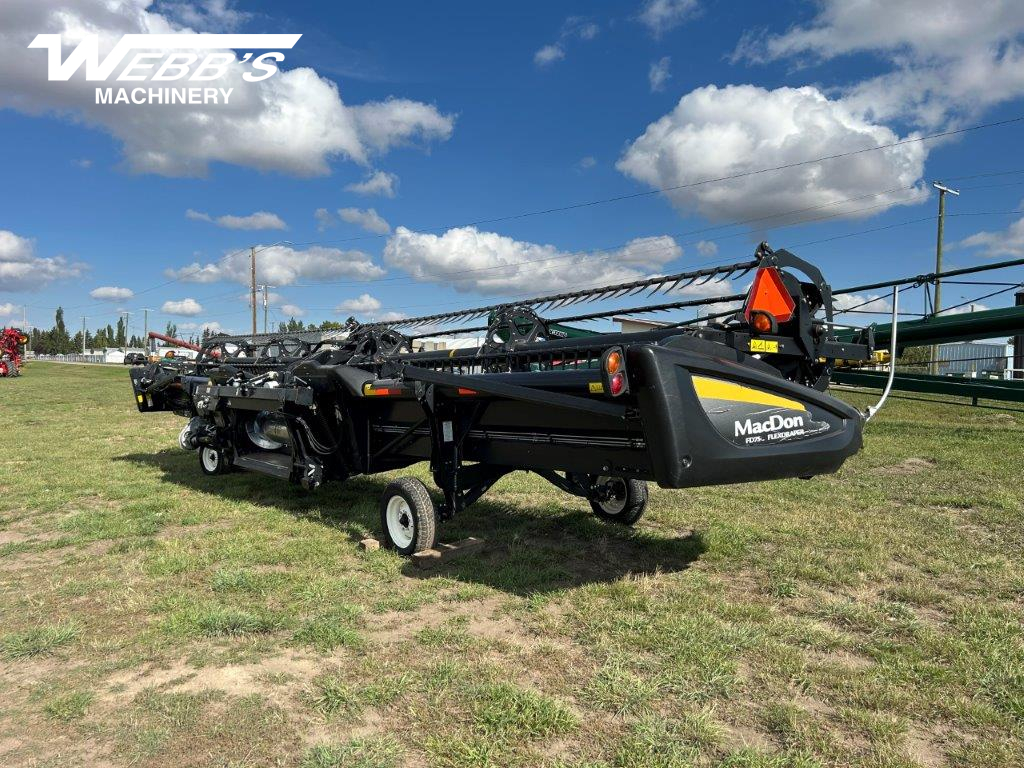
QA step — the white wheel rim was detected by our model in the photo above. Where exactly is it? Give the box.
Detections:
[179,425,192,450]
[595,476,627,515]
[201,448,219,472]
[386,495,415,548]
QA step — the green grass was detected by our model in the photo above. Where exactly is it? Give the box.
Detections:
[0,361,1022,767]
[44,690,94,721]
[302,736,404,768]
[1,621,79,659]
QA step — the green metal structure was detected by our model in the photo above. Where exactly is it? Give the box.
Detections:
[832,303,1024,405]
[835,304,1024,349]
[831,369,1024,405]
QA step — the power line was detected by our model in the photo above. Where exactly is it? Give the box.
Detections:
[20,112,1024,325]
[288,114,1024,245]
[285,190,922,292]
[46,113,1024,314]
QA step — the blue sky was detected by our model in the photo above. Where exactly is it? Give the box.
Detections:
[2,0,1023,340]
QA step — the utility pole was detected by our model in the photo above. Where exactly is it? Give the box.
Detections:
[250,245,258,337]
[931,181,960,374]
[1014,291,1024,380]
[248,241,291,337]
[121,311,132,349]
[258,284,275,333]
[140,308,155,352]
[81,315,87,354]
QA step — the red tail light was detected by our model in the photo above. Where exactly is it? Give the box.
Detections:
[744,267,795,324]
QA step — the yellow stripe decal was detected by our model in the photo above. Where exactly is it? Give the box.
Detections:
[692,375,805,411]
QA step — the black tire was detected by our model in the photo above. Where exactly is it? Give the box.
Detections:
[198,446,232,475]
[589,476,648,525]
[380,477,438,555]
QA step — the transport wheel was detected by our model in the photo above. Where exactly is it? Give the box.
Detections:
[198,446,232,475]
[589,476,648,525]
[380,477,438,555]
[178,423,194,451]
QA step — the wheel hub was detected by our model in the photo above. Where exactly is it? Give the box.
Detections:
[386,496,415,548]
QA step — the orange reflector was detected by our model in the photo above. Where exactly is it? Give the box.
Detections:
[605,350,622,374]
[750,311,773,334]
[457,388,478,396]
[745,267,795,323]
[363,384,402,396]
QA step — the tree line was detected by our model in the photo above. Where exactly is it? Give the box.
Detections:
[15,308,189,355]
[12,309,356,355]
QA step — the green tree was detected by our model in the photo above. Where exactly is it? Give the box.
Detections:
[896,345,931,374]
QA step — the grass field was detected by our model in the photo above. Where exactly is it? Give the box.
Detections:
[1,361,1022,768]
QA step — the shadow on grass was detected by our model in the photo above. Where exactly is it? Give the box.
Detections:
[117,449,706,595]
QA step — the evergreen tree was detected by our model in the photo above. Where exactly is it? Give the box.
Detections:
[52,308,72,353]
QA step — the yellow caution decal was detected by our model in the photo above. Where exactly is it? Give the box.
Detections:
[749,339,779,353]
[588,382,605,394]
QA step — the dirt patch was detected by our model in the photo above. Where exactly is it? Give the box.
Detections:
[102,653,319,706]
[725,721,776,752]
[879,457,937,475]
[369,594,508,644]
[0,530,37,546]
[904,726,946,767]
[806,648,873,671]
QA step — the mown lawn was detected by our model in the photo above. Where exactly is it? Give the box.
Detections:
[0,361,1021,768]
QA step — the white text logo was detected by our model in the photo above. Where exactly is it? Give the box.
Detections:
[734,412,805,437]
[29,34,301,106]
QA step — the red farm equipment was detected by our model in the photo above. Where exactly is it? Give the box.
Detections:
[0,328,28,378]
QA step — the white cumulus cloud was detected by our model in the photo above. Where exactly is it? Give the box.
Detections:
[336,293,382,313]
[338,207,390,234]
[834,292,892,315]
[649,56,672,92]
[0,0,455,176]
[165,244,385,286]
[162,298,204,316]
[279,303,304,317]
[186,209,287,230]
[638,0,699,37]
[314,208,335,232]
[0,229,86,291]
[179,320,231,334]
[535,16,599,67]
[345,170,398,198]
[735,0,1024,129]
[384,226,688,294]
[616,84,928,224]
[158,0,250,31]
[695,240,718,257]
[90,286,134,300]
[958,216,1024,257]
[534,44,565,67]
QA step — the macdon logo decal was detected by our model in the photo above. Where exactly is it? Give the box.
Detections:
[734,411,827,445]
[28,33,301,106]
